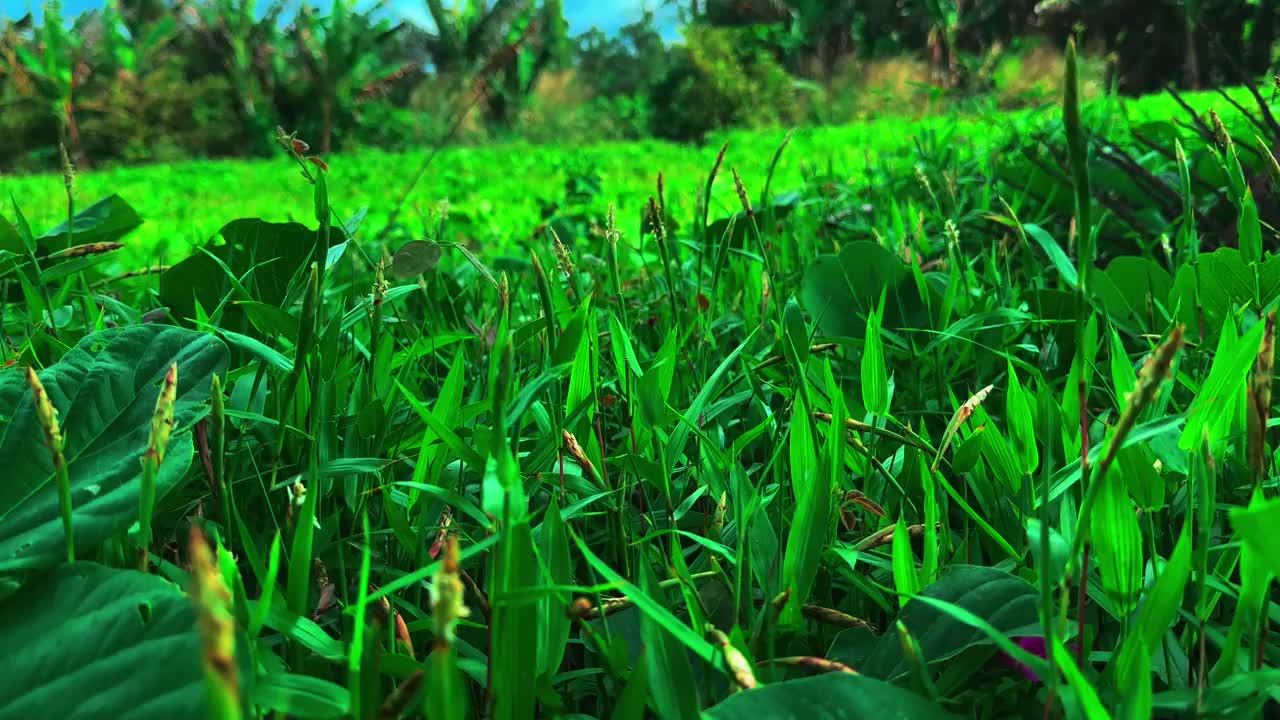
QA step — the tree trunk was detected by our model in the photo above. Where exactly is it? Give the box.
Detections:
[64,97,88,169]
[1184,16,1200,89]
[321,96,333,154]
[1248,0,1278,76]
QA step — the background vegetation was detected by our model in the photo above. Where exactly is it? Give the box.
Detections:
[6,0,1280,171]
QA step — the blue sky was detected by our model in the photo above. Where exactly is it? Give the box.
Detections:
[5,0,681,39]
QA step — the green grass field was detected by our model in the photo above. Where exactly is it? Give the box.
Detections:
[0,118,975,263]
[2,87,1257,268]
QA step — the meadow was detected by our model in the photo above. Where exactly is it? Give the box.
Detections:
[3,48,1280,720]
[0,114,988,267]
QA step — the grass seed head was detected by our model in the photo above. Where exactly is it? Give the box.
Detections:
[1249,313,1276,478]
[373,258,388,307]
[430,535,470,643]
[59,142,75,191]
[1210,110,1230,150]
[146,363,178,463]
[188,525,240,719]
[562,429,600,485]
[801,603,878,631]
[709,141,729,189]
[551,228,575,278]
[773,656,858,675]
[26,367,63,462]
[52,242,124,259]
[567,597,594,621]
[732,167,753,218]
[1126,325,1184,415]
[645,196,667,246]
[706,625,757,690]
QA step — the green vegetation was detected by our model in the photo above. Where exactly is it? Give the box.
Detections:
[7,0,1280,713]
[5,35,1280,717]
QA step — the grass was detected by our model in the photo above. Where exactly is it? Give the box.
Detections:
[2,68,1280,720]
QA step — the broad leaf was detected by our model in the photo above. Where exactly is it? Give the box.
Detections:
[0,325,228,571]
[801,241,926,337]
[856,565,1039,680]
[160,219,324,325]
[704,673,954,719]
[37,194,143,252]
[0,563,205,718]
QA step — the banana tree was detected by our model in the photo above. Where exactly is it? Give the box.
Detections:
[290,0,418,153]
[419,0,569,124]
[486,0,569,125]
[180,0,289,153]
[10,1,84,160]
[422,0,532,75]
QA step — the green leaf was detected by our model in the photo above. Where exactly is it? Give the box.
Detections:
[781,392,830,627]
[1180,315,1265,451]
[535,497,571,679]
[1238,184,1262,267]
[391,240,442,277]
[0,563,205,718]
[858,565,1040,681]
[862,298,889,415]
[801,241,926,337]
[490,453,538,720]
[37,194,143,252]
[1024,223,1078,289]
[1006,362,1038,475]
[636,548,700,720]
[1092,461,1143,615]
[1114,518,1192,702]
[892,512,919,604]
[160,219,323,326]
[1093,257,1172,333]
[783,296,811,368]
[0,326,227,571]
[1230,495,1280,578]
[253,673,350,719]
[215,327,294,373]
[236,301,301,344]
[704,673,955,719]
[664,328,756,474]
[0,213,29,254]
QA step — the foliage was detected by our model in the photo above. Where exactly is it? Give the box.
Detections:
[8,0,1280,169]
[651,24,803,141]
[4,41,1280,719]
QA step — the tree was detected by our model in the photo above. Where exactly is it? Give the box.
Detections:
[289,0,418,153]
[176,0,289,154]
[8,1,85,162]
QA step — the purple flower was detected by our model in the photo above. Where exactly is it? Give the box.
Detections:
[999,636,1048,682]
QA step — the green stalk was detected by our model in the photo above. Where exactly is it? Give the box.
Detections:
[349,512,372,719]
[210,374,230,540]
[647,197,681,331]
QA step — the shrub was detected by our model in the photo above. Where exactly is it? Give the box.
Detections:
[651,25,802,142]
